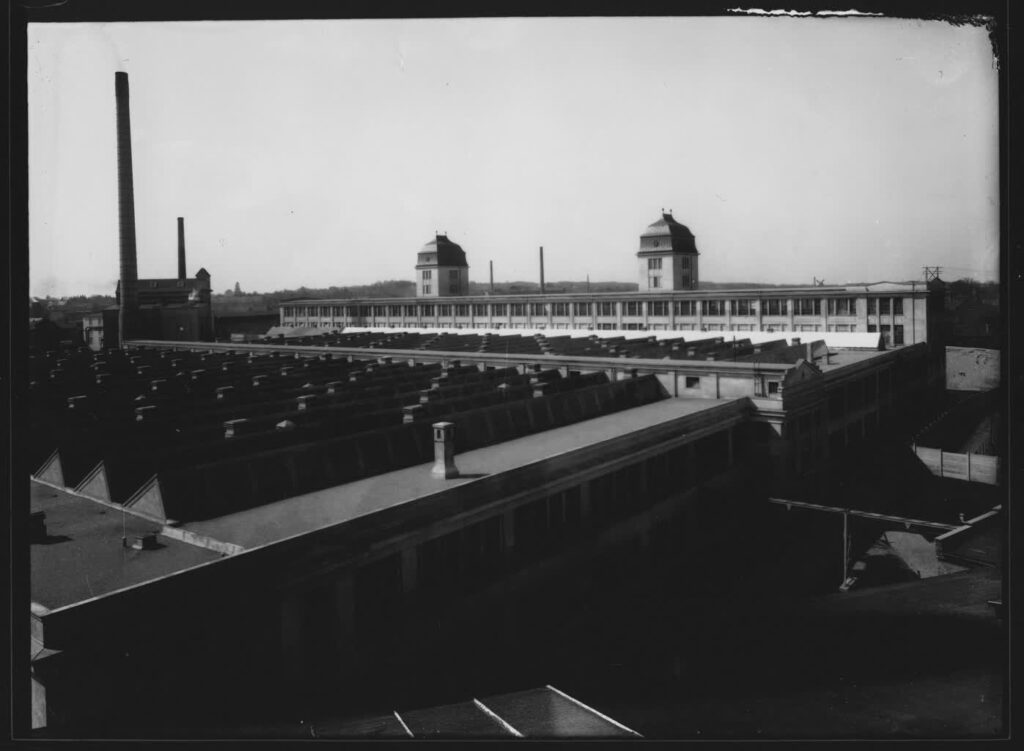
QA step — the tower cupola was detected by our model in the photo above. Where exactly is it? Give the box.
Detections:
[416,233,469,297]
[636,210,699,290]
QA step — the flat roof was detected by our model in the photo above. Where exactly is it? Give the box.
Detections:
[282,281,927,305]
[816,348,894,373]
[337,326,884,351]
[183,396,736,549]
[31,482,223,611]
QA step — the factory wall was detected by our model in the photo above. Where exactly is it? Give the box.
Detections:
[279,288,938,342]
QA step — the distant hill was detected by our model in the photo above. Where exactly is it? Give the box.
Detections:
[699,282,789,290]
[270,280,417,301]
[214,281,418,311]
[467,281,638,294]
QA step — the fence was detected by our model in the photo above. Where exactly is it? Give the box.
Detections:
[912,445,999,485]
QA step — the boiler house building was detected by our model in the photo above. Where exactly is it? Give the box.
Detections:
[98,73,214,347]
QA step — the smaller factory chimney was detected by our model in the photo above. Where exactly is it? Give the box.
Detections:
[177,217,186,280]
[489,260,494,293]
[539,246,546,294]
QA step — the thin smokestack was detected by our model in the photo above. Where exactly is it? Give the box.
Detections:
[539,246,545,294]
[177,217,186,280]
[115,71,138,346]
[489,260,494,292]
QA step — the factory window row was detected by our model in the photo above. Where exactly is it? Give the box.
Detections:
[867,323,904,345]
[827,298,855,316]
[731,299,756,316]
[826,371,892,422]
[867,297,904,315]
[282,296,912,326]
[353,434,733,617]
[793,298,822,316]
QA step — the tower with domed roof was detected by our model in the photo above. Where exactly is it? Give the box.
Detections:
[416,233,469,297]
[636,210,699,290]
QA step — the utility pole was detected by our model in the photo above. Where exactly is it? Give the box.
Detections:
[842,510,849,587]
[923,266,942,282]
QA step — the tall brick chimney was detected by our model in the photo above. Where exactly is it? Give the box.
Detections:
[115,71,139,346]
[177,217,186,280]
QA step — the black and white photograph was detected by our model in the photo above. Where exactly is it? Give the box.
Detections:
[11,0,1008,741]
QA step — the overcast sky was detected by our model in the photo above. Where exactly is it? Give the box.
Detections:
[28,16,998,298]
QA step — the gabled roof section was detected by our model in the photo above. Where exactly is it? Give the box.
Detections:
[782,358,824,389]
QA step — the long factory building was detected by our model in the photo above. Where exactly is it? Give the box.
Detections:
[277,214,945,349]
